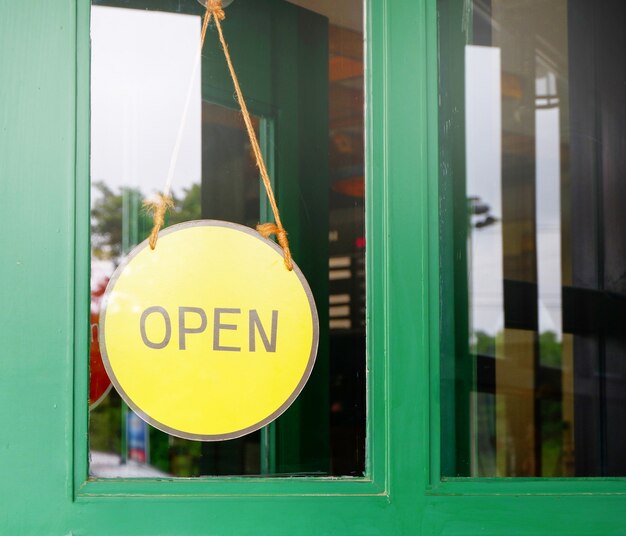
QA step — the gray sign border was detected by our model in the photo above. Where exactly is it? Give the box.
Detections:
[99,220,319,442]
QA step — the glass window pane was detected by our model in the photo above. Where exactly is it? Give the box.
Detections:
[439,0,626,477]
[89,0,365,478]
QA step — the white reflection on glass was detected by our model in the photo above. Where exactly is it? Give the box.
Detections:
[535,94,562,346]
[91,6,201,197]
[465,45,503,340]
[465,45,502,476]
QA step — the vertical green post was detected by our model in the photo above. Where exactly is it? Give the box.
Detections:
[259,117,277,475]
[438,0,472,477]
[271,4,330,474]
[119,188,141,463]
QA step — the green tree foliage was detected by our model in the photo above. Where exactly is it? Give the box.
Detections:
[471,330,561,366]
[472,330,496,357]
[91,182,202,260]
[539,331,561,367]
[170,183,202,225]
[91,181,127,259]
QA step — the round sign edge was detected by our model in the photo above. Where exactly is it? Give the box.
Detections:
[89,382,112,412]
[98,219,320,442]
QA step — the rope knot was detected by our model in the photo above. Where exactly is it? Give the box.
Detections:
[207,0,225,21]
[257,223,293,271]
[144,193,175,250]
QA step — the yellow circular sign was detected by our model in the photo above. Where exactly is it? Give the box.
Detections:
[99,220,318,441]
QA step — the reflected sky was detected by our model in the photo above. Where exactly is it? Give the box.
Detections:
[465,45,562,337]
[91,6,201,198]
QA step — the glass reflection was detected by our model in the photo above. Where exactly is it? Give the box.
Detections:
[440,0,626,477]
[90,0,366,478]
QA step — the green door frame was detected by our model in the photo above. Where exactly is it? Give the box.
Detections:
[1,0,626,534]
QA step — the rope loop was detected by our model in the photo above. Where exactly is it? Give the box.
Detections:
[207,0,225,21]
[144,194,175,250]
[148,0,294,272]
[257,223,293,271]
[209,3,294,270]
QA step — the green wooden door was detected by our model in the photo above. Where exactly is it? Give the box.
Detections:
[1,0,626,534]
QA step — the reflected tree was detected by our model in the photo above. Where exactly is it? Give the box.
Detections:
[91,181,202,260]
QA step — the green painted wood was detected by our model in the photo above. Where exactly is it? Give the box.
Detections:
[364,0,390,493]
[379,1,431,532]
[426,0,444,489]
[2,0,626,534]
[437,0,472,478]
[0,2,80,534]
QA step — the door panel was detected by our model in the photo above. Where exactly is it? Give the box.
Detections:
[438,0,626,480]
[3,0,626,534]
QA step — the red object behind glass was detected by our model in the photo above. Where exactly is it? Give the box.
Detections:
[90,277,112,409]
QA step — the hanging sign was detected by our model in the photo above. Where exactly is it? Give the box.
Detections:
[99,220,319,441]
